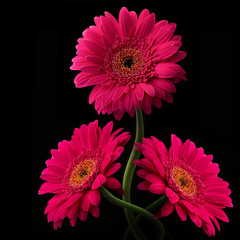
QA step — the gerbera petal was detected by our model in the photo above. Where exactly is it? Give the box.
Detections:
[154,23,176,46]
[38,182,63,195]
[136,13,156,38]
[103,162,121,177]
[180,139,191,160]
[135,84,145,101]
[80,64,102,73]
[104,11,122,37]
[80,190,91,212]
[74,72,93,88]
[101,16,120,43]
[169,134,182,161]
[155,62,182,78]
[79,210,88,221]
[165,187,179,204]
[154,200,175,218]
[145,173,163,183]
[149,183,166,195]
[175,202,187,221]
[89,205,99,218]
[91,174,107,190]
[82,26,103,44]
[137,181,151,190]
[66,192,84,207]
[119,7,133,37]
[139,82,155,97]
[83,39,105,57]
[188,212,202,228]
[153,79,176,93]
[167,51,187,63]
[155,41,181,61]
[104,177,121,189]
[89,189,101,206]
[86,74,108,86]
[86,55,104,65]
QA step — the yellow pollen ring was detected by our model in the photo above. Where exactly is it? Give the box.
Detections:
[171,166,196,197]
[69,159,96,187]
[112,48,144,77]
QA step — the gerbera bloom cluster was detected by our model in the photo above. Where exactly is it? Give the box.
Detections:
[38,120,130,229]
[71,7,186,120]
[38,6,232,238]
[134,134,232,236]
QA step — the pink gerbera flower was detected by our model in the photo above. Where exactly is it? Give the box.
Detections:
[71,7,186,120]
[134,134,232,236]
[38,120,130,229]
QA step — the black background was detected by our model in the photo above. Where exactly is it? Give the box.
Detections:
[31,0,239,239]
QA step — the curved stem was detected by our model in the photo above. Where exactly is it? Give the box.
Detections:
[123,195,168,240]
[99,186,165,240]
[122,108,145,239]
[123,108,144,200]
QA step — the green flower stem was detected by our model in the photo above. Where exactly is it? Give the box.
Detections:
[99,186,165,240]
[122,195,168,240]
[123,108,144,200]
[122,108,145,239]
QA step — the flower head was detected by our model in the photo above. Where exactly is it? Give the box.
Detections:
[71,7,186,120]
[38,120,130,229]
[134,135,232,236]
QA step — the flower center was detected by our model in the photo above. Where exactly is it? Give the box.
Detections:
[171,166,196,197]
[166,160,206,203]
[111,48,145,78]
[63,149,101,194]
[103,37,156,86]
[69,159,96,187]
[123,56,134,69]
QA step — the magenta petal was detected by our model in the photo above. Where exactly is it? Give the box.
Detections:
[104,163,121,177]
[154,200,175,219]
[104,177,121,189]
[83,39,105,57]
[154,79,176,93]
[89,189,100,206]
[89,205,99,218]
[169,134,182,161]
[79,65,102,74]
[189,212,202,228]
[154,23,176,45]
[139,82,155,97]
[155,62,182,78]
[79,210,88,221]
[87,74,108,85]
[156,42,181,61]
[81,191,91,212]
[138,9,150,22]
[161,200,175,217]
[101,16,119,43]
[134,84,145,101]
[104,11,122,37]
[136,13,155,38]
[175,203,187,221]
[91,174,107,189]
[167,51,187,63]
[86,55,104,65]
[165,187,179,204]
[149,183,166,195]
[119,7,132,37]
[137,181,150,190]
[74,72,93,88]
